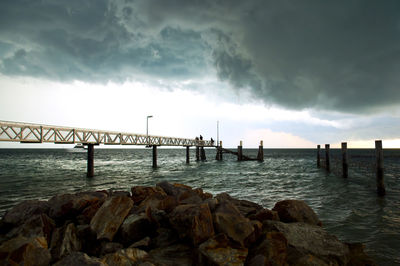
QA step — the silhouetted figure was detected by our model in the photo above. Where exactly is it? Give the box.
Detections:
[200,135,203,140]
[211,138,214,145]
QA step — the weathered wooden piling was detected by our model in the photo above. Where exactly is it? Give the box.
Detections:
[152,145,157,168]
[238,140,243,161]
[325,144,330,171]
[341,142,348,178]
[200,146,206,161]
[216,141,223,161]
[375,140,385,196]
[257,140,264,162]
[196,146,200,161]
[87,144,94,178]
[186,146,190,164]
[317,145,320,167]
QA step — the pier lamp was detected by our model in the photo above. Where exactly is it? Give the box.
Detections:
[147,115,153,145]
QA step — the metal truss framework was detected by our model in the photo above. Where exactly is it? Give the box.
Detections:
[0,121,214,147]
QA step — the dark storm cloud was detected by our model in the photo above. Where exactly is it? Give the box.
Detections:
[1,0,400,113]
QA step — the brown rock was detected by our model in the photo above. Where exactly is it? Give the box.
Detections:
[100,242,123,255]
[272,200,322,226]
[169,203,214,246]
[249,208,280,222]
[53,251,106,266]
[102,248,148,265]
[151,228,180,249]
[248,232,288,266]
[131,186,166,204]
[48,191,107,221]
[264,220,349,265]
[213,201,255,247]
[6,213,55,244]
[157,195,179,213]
[0,235,51,266]
[178,190,203,205]
[147,244,193,266]
[50,223,81,261]
[137,192,167,213]
[156,181,191,198]
[346,243,377,266]
[2,200,49,226]
[90,195,133,241]
[119,213,154,245]
[198,234,248,266]
[216,193,264,217]
[129,237,151,249]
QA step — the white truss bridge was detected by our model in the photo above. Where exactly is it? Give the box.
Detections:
[0,121,214,147]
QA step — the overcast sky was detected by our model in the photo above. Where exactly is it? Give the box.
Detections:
[1,0,400,148]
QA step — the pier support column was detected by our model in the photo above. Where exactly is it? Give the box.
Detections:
[341,142,348,178]
[325,144,330,172]
[186,146,190,164]
[257,140,264,162]
[216,141,223,161]
[200,146,206,161]
[196,146,200,161]
[317,145,321,168]
[153,145,157,168]
[375,140,385,196]
[87,144,94,178]
[238,140,243,161]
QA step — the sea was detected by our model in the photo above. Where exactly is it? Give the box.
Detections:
[0,148,399,265]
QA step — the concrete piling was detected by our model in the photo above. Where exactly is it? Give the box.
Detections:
[196,146,200,161]
[317,145,320,168]
[153,145,157,168]
[257,140,264,162]
[186,146,190,164]
[325,144,330,172]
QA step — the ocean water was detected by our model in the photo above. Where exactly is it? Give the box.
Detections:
[0,148,399,265]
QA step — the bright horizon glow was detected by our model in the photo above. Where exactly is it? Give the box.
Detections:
[1,75,400,149]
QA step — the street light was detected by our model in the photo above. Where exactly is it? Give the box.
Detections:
[146,115,153,145]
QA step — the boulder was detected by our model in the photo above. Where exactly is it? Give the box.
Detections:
[156,181,191,198]
[119,213,154,245]
[272,200,322,226]
[0,235,51,266]
[53,251,106,266]
[247,232,288,266]
[131,186,167,204]
[50,223,81,261]
[213,201,255,247]
[130,236,151,249]
[6,213,55,244]
[100,242,123,255]
[147,243,193,266]
[150,227,180,249]
[198,234,248,266]
[216,193,264,217]
[102,248,148,265]
[264,220,349,265]
[2,200,49,226]
[248,208,280,222]
[48,191,107,221]
[90,195,133,241]
[346,243,377,266]
[136,192,168,213]
[169,203,214,246]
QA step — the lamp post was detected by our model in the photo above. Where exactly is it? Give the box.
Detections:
[217,120,219,147]
[147,115,153,145]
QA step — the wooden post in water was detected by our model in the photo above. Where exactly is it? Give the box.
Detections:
[196,146,200,161]
[317,145,320,167]
[325,144,330,171]
[375,140,385,196]
[152,145,157,168]
[341,142,348,178]
[186,146,190,164]
[238,140,243,161]
[200,146,206,161]
[216,141,223,161]
[257,140,264,162]
[87,144,94,178]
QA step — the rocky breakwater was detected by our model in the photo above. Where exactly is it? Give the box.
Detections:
[0,181,375,265]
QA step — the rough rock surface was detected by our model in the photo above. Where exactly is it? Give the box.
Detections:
[90,195,133,241]
[0,181,375,266]
[272,199,322,226]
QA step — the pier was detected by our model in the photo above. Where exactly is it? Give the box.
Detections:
[0,121,214,177]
